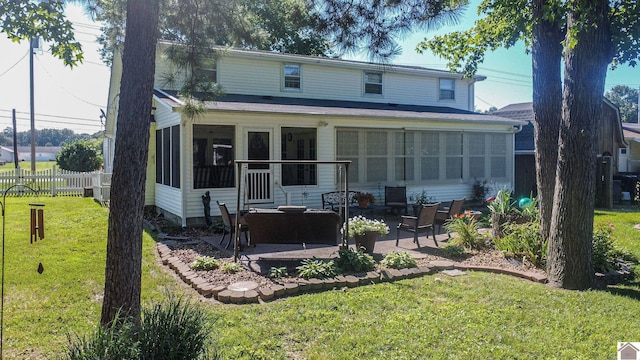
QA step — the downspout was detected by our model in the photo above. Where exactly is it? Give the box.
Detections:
[180,117,189,228]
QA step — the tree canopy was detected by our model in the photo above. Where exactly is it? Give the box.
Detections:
[605,85,639,123]
[0,0,83,66]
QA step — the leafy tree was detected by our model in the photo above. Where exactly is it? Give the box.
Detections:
[605,85,639,123]
[56,139,103,171]
[418,0,640,289]
[0,0,83,66]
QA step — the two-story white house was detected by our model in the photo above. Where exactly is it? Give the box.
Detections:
[104,42,524,226]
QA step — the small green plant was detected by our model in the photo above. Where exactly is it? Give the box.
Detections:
[190,256,220,271]
[445,213,486,250]
[381,251,417,269]
[353,192,376,204]
[335,247,376,272]
[296,258,338,279]
[268,266,288,279]
[487,189,516,214]
[409,189,435,205]
[472,178,490,203]
[220,262,242,274]
[443,243,465,257]
[495,221,547,267]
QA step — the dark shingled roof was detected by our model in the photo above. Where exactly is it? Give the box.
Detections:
[154,90,526,126]
[494,102,534,153]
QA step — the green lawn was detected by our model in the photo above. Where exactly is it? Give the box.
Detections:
[0,161,58,171]
[2,198,640,359]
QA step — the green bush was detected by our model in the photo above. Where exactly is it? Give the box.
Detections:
[190,256,219,271]
[65,297,214,360]
[56,139,103,172]
[494,221,547,267]
[443,243,465,258]
[296,258,337,279]
[381,251,417,269]
[267,266,288,279]
[220,262,242,274]
[334,247,376,273]
[592,223,637,273]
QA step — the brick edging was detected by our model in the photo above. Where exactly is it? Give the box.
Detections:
[157,242,548,304]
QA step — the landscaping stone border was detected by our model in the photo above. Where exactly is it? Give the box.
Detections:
[157,241,548,304]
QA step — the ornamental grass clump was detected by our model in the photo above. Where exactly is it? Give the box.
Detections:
[444,213,486,250]
[342,215,390,237]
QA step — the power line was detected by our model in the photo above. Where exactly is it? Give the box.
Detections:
[0,109,101,123]
[34,57,106,108]
[0,51,28,78]
[0,115,101,131]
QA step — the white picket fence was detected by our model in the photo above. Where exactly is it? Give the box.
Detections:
[0,166,111,203]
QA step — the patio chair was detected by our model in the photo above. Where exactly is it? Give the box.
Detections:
[217,201,249,249]
[435,198,466,236]
[385,186,408,215]
[396,202,440,248]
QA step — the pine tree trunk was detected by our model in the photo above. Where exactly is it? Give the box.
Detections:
[546,0,612,289]
[101,0,160,325]
[531,0,563,244]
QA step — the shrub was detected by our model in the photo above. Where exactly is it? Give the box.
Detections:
[268,266,288,279]
[66,297,214,360]
[472,178,490,203]
[56,139,103,172]
[381,251,417,269]
[296,258,337,279]
[443,243,465,258]
[138,297,212,359]
[494,221,547,267]
[334,247,376,273]
[220,262,242,274]
[592,223,637,273]
[190,256,219,271]
[445,213,486,250]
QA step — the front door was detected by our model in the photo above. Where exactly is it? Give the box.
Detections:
[246,130,272,204]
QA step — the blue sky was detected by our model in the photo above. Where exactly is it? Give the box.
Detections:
[0,2,638,134]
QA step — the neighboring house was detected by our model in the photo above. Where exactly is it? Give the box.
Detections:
[621,122,640,172]
[494,99,627,207]
[0,145,15,164]
[105,42,525,226]
[17,146,62,162]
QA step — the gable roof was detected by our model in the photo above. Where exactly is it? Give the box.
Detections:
[495,101,627,152]
[0,145,14,153]
[155,90,524,126]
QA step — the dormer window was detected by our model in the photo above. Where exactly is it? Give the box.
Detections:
[439,78,455,100]
[283,64,301,90]
[194,60,217,83]
[364,71,382,95]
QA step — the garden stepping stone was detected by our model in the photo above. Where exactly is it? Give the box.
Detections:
[429,260,455,270]
[441,269,467,277]
[271,284,285,296]
[258,287,275,300]
[227,281,259,292]
[244,290,259,303]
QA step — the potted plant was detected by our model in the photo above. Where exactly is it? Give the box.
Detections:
[353,192,376,208]
[409,189,435,215]
[342,215,389,254]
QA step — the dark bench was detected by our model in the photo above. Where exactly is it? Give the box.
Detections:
[321,190,359,211]
[243,207,340,245]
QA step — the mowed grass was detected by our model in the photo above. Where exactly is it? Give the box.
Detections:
[3,198,640,359]
[1,197,180,359]
[0,161,58,171]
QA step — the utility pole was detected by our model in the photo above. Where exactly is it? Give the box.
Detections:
[29,38,37,173]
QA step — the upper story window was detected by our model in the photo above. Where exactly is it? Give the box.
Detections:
[439,78,456,100]
[283,64,301,90]
[364,71,382,95]
[194,60,217,83]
